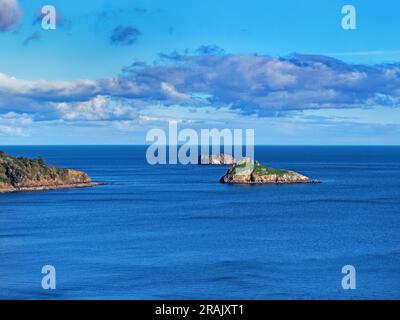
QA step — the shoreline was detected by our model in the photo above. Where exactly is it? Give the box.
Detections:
[0,182,105,194]
[220,179,320,185]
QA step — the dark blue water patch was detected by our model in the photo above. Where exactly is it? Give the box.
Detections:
[0,146,400,299]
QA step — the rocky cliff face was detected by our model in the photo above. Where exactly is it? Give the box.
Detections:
[0,151,98,193]
[220,157,319,184]
[199,153,236,165]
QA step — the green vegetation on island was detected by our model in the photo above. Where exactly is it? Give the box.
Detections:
[228,161,289,176]
[221,157,319,184]
[0,151,99,193]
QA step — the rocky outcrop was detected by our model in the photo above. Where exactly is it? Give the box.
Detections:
[220,157,319,184]
[199,153,236,165]
[0,151,101,193]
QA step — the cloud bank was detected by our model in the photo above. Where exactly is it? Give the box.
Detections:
[119,52,400,113]
[1,51,400,125]
[0,0,22,31]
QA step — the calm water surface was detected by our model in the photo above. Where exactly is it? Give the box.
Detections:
[0,146,399,299]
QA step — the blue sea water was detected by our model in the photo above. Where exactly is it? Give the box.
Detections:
[0,146,399,300]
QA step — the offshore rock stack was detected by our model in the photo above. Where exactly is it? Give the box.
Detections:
[199,153,236,165]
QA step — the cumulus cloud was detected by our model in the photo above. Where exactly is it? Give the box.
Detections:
[160,82,189,101]
[0,72,102,102]
[54,96,139,121]
[0,112,31,136]
[1,51,400,125]
[0,0,22,32]
[114,52,400,115]
[110,26,141,45]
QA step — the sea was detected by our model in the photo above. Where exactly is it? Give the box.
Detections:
[0,146,399,299]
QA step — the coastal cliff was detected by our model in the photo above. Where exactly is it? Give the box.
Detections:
[220,157,319,184]
[0,151,99,193]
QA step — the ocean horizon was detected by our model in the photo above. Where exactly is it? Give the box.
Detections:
[1,145,399,299]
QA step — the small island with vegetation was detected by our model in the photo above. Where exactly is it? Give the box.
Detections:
[0,151,101,193]
[220,157,319,184]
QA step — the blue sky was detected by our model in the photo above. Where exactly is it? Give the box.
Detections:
[0,0,399,145]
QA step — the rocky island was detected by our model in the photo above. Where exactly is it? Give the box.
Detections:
[0,151,101,193]
[199,153,236,165]
[220,157,319,184]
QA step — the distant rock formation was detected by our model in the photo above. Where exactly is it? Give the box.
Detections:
[220,157,319,184]
[199,153,236,165]
[0,151,101,193]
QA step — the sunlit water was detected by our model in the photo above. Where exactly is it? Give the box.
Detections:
[1,146,399,299]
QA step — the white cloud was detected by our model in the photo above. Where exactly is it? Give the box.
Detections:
[1,52,400,129]
[161,82,188,100]
[0,0,22,32]
[54,95,138,121]
[0,112,32,136]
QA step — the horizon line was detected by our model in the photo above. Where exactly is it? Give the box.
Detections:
[1,144,400,147]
